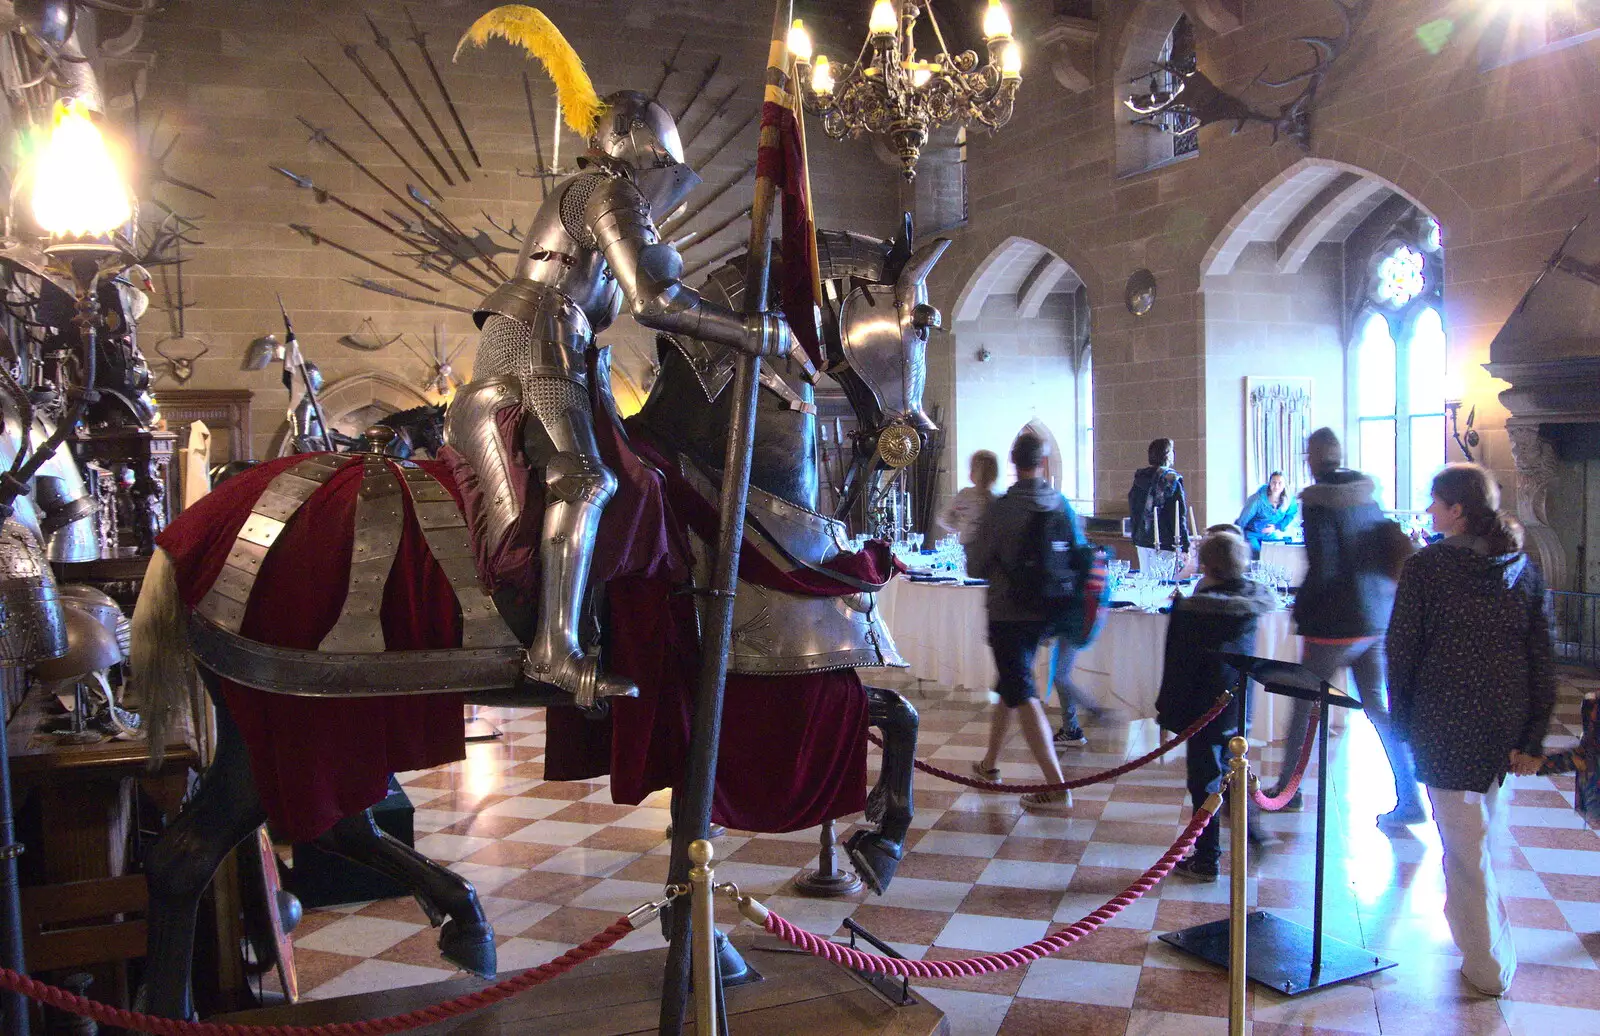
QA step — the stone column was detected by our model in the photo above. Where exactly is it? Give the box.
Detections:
[1506,422,1568,589]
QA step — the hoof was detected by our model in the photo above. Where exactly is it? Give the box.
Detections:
[844,830,903,896]
[439,919,498,978]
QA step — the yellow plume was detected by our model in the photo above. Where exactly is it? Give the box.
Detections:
[454,5,602,138]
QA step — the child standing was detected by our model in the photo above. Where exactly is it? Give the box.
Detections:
[1156,530,1277,880]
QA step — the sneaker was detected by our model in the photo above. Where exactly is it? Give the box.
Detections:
[1053,727,1089,749]
[1020,790,1072,813]
[1376,805,1428,830]
[970,761,1001,783]
[1171,857,1219,883]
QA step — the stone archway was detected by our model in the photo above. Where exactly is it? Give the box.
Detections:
[950,237,1091,500]
[273,371,434,457]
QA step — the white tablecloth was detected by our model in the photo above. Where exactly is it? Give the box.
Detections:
[877,578,1345,742]
[1260,542,1308,587]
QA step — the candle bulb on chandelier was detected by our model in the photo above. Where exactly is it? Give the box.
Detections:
[812,54,835,94]
[32,98,132,241]
[788,20,813,65]
[983,0,1013,42]
[869,0,899,40]
[1001,41,1023,80]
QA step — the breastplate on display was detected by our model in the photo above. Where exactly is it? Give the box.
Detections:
[512,175,623,333]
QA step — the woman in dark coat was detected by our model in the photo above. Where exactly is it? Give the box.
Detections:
[1387,463,1556,997]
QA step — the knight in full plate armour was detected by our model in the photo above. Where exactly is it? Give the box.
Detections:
[445,90,790,709]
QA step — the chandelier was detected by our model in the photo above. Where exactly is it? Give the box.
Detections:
[788,0,1022,181]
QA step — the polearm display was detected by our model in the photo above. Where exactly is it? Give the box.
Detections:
[305,58,442,199]
[339,38,456,187]
[404,6,480,167]
[364,11,470,182]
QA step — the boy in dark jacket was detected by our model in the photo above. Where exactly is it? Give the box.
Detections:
[1272,428,1424,828]
[1156,530,1277,880]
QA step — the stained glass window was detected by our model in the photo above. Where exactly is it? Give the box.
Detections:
[1352,233,1446,512]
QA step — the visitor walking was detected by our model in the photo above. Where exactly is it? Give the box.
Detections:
[937,449,1000,547]
[967,432,1076,813]
[1129,438,1192,573]
[1387,463,1556,997]
[1269,428,1424,828]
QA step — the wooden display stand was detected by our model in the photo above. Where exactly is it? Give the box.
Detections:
[220,929,950,1035]
[6,683,199,1011]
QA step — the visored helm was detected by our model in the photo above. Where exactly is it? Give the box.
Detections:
[591,90,685,170]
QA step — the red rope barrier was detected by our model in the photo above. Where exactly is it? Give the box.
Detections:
[1251,702,1320,812]
[869,692,1233,794]
[0,916,636,1036]
[752,805,1217,977]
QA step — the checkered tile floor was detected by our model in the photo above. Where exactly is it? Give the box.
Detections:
[283,671,1600,1036]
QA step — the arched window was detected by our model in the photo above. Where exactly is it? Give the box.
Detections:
[1352,230,1446,510]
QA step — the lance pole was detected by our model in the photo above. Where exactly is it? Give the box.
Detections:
[305,58,443,199]
[364,11,470,182]
[278,295,333,453]
[657,3,792,1033]
[295,116,426,221]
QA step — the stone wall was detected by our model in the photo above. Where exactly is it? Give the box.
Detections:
[924,0,1599,526]
[136,0,903,457]
[1202,240,1345,522]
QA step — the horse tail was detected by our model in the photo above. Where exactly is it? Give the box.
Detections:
[131,547,198,767]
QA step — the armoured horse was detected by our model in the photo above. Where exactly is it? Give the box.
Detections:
[128,218,946,1020]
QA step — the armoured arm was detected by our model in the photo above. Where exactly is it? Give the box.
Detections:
[585,177,788,357]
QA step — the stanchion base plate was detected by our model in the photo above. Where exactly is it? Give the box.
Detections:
[792,868,865,897]
[1159,911,1396,996]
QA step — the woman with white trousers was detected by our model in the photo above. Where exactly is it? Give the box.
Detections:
[1386,463,1557,997]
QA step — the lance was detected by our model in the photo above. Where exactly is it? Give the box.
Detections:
[279,295,334,453]
[522,71,549,200]
[289,222,440,293]
[403,5,480,168]
[364,11,470,182]
[296,116,425,222]
[340,37,456,188]
[675,203,751,251]
[409,185,508,283]
[344,277,475,315]
[659,2,793,1032]
[661,161,754,235]
[672,54,722,125]
[680,86,739,152]
[692,108,758,164]
[306,58,442,199]
[650,34,686,102]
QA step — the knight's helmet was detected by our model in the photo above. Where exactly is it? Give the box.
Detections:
[586,90,700,219]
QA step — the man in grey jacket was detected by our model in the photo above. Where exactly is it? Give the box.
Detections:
[966,432,1074,813]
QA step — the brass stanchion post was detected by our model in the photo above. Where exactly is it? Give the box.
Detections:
[689,839,720,1035]
[1227,735,1249,1035]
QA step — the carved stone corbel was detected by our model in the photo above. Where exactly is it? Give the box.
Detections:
[1506,422,1568,589]
[1035,15,1098,94]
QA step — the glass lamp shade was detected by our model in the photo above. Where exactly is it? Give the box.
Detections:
[31,98,132,242]
[788,20,814,63]
[983,0,1013,40]
[1001,41,1023,79]
[812,55,836,94]
[869,0,898,38]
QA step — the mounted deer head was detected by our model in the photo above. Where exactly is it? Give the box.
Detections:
[152,339,208,384]
[1125,0,1368,150]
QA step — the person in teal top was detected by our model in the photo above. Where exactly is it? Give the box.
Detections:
[1236,471,1299,555]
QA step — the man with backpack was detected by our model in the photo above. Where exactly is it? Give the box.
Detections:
[966,432,1091,813]
[1269,427,1424,828]
[1129,438,1192,574]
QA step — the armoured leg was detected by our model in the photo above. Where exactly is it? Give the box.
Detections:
[313,812,496,978]
[140,672,268,1021]
[520,376,638,707]
[846,686,919,894]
